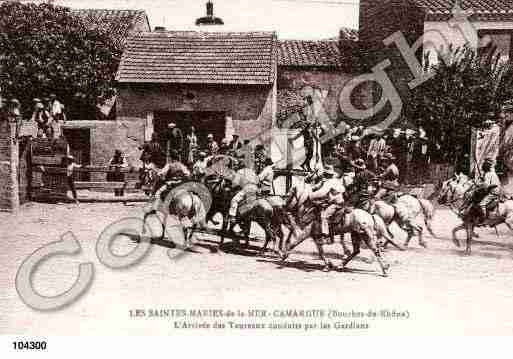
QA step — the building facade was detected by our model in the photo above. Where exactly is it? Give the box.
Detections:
[113,30,277,166]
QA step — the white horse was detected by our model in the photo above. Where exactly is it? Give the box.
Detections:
[371,193,436,248]
[438,174,513,254]
[280,174,392,276]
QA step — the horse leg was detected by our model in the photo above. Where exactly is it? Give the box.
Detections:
[342,232,361,269]
[219,215,228,245]
[363,229,389,277]
[313,237,332,272]
[465,223,473,255]
[280,230,294,260]
[452,223,464,248]
[403,221,414,248]
[141,210,154,237]
[416,225,427,248]
[339,233,352,258]
[260,223,274,254]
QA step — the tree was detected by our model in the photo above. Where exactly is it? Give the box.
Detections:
[0,1,123,120]
[407,44,513,166]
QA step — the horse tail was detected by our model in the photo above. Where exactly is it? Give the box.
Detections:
[419,198,437,238]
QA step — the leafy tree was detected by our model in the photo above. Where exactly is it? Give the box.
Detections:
[407,44,513,166]
[0,1,123,120]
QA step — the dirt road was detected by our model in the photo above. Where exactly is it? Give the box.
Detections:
[1,202,512,335]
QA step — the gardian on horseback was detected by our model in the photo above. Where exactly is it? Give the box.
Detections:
[137,133,166,193]
[437,161,513,255]
[308,165,345,244]
[142,150,207,247]
[371,153,436,249]
[472,158,502,226]
[374,153,400,202]
[207,157,284,253]
[346,158,377,211]
[280,166,392,276]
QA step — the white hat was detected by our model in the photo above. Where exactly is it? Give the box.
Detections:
[168,122,176,128]
[207,133,214,139]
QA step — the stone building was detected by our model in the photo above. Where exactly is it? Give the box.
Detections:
[276,29,358,129]
[112,30,277,165]
[61,9,151,170]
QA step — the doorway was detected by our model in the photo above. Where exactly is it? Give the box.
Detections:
[63,128,91,181]
[153,111,227,151]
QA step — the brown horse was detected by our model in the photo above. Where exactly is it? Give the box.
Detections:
[204,172,286,254]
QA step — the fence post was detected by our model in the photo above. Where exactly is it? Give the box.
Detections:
[0,120,20,212]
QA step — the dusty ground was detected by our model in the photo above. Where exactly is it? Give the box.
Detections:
[1,200,513,335]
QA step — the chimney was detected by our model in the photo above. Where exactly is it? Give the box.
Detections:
[207,1,214,17]
[195,1,224,26]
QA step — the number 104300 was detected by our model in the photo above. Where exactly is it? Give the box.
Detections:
[12,341,47,350]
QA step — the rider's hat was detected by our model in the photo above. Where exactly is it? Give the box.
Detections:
[383,152,396,161]
[351,158,366,170]
[483,158,494,166]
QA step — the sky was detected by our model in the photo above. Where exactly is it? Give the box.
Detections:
[27,0,359,40]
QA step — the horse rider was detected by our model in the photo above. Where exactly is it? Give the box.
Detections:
[309,165,346,242]
[374,153,400,201]
[227,159,260,232]
[258,157,274,196]
[474,158,501,225]
[348,158,377,210]
[155,149,190,195]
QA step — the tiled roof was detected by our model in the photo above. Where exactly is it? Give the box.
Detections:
[278,40,342,68]
[412,0,513,21]
[339,27,359,42]
[116,31,277,85]
[72,9,150,46]
[277,89,307,123]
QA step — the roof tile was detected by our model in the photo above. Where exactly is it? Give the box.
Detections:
[278,40,343,68]
[116,31,276,85]
[412,0,513,21]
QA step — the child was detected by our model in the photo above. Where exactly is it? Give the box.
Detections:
[63,155,81,204]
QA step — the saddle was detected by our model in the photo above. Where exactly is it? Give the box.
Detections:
[238,192,258,216]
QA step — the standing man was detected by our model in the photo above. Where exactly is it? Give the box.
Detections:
[230,134,242,154]
[367,134,386,173]
[167,122,183,162]
[254,144,267,175]
[292,121,314,172]
[32,99,52,138]
[206,133,219,156]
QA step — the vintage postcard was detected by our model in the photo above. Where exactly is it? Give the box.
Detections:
[1,0,513,352]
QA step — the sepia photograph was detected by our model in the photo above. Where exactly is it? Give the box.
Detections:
[1,0,513,351]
